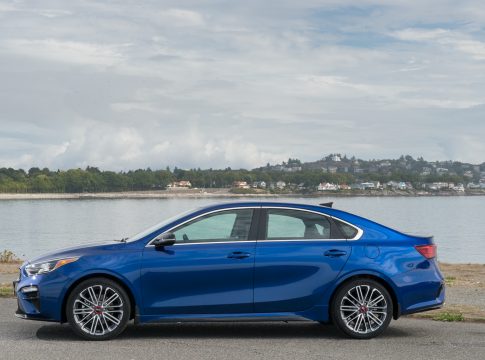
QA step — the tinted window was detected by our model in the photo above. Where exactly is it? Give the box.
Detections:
[334,219,358,239]
[172,209,253,243]
[265,209,331,240]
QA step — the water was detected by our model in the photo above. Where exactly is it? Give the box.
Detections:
[0,196,483,263]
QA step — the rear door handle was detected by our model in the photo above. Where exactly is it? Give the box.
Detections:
[324,249,347,258]
[227,251,251,259]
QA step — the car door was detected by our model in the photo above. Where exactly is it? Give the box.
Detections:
[141,207,258,316]
[254,208,351,313]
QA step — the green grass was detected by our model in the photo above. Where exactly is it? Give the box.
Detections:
[444,276,456,286]
[431,311,464,322]
[0,286,14,298]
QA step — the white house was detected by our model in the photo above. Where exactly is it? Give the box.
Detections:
[166,180,192,189]
[233,181,250,189]
[452,184,465,192]
[361,182,375,190]
[317,182,339,191]
[251,181,266,189]
[276,181,286,190]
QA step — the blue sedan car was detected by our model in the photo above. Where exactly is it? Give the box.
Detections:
[14,201,445,340]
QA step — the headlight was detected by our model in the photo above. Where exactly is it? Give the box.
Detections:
[25,257,79,276]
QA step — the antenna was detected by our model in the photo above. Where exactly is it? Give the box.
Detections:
[319,202,333,208]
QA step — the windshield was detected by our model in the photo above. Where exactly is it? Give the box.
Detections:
[126,207,199,242]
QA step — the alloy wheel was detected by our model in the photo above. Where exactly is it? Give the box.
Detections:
[339,284,388,334]
[72,285,124,336]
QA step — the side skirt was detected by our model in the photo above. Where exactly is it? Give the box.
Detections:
[138,313,310,324]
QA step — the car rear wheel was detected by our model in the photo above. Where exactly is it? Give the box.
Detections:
[331,279,393,339]
[66,278,130,340]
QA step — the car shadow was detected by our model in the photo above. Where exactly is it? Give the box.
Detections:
[36,321,411,341]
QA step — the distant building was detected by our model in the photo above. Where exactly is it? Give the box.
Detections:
[452,184,465,192]
[251,181,266,189]
[327,166,338,174]
[361,182,375,190]
[467,182,481,189]
[317,182,339,191]
[166,180,192,190]
[421,167,432,176]
[331,154,341,162]
[427,182,449,191]
[386,181,398,189]
[386,181,409,190]
[339,184,351,190]
[282,166,302,172]
[233,181,250,189]
[276,181,286,190]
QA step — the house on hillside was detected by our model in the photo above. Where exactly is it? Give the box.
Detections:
[233,181,250,189]
[276,181,286,190]
[327,166,338,174]
[251,181,266,189]
[166,180,192,189]
[317,182,339,191]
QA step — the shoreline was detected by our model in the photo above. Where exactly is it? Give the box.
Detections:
[1,189,484,200]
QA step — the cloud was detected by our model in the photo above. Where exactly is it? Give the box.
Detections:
[2,39,124,66]
[157,9,205,27]
[390,27,485,60]
[1,1,485,169]
[390,28,450,41]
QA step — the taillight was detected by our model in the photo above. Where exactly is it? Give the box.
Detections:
[415,244,437,259]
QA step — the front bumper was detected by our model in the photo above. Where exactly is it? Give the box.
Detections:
[14,272,65,322]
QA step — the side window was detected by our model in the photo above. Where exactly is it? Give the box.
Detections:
[265,209,331,240]
[334,219,358,239]
[172,209,253,243]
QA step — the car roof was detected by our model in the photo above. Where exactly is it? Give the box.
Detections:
[197,201,339,216]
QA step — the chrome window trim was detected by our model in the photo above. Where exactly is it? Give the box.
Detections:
[146,205,363,247]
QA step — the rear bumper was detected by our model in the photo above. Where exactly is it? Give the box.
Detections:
[400,280,445,316]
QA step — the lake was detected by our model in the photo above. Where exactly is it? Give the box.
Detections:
[0,196,483,263]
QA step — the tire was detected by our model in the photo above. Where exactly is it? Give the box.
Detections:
[66,277,131,340]
[331,279,393,339]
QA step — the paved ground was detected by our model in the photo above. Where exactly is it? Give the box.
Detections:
[1,299,484,360]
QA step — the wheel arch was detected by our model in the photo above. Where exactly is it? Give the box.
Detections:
[329,272,401,320]
[60,273,137,323]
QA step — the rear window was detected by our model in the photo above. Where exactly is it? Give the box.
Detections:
[265,209,331,240]
[335,220,359,239]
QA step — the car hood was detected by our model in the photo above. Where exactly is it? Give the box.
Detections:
[26,240,124,264]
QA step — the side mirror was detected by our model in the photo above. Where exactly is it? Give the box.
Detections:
[152,232,176,248]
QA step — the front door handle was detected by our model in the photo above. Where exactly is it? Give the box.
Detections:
[227,251,251,259]
[324,249,347,258]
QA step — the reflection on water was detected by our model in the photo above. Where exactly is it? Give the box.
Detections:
[0,196,483,263]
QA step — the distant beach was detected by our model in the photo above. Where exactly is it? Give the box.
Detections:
[1,188,484,200]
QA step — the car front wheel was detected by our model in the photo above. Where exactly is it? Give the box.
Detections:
[331,279,393,339]
[66,278,131,340]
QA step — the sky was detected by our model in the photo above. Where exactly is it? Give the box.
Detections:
[1,0,485,171]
